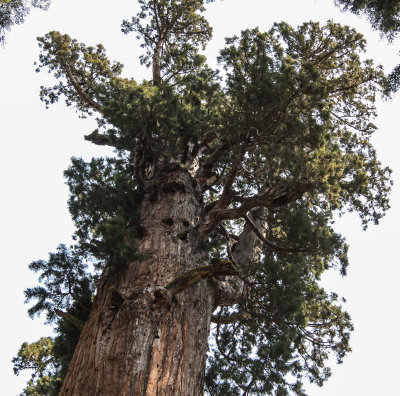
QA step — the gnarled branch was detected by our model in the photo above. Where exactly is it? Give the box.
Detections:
[165,258,239,296]
[201,183,312,236]
[84,129,114,146]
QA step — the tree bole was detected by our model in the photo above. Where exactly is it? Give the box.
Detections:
[60,168,214,395]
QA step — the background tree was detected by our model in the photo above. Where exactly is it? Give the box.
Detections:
[13,1,395,395]
[334,0,400,90]
[12,337,61,395]
[335,0,400,38]
[0,0,50,45]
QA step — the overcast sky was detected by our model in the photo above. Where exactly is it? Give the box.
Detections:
[1,0,399,394]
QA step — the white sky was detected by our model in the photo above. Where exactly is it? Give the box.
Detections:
[1,0,399,394]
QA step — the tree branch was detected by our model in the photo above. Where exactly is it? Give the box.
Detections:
[244,213,315,254]
[215,149,245,209]
[212,211,266,307]
[201,183,312,236]
[211,312,249,324]
[64,66,103,114]
[54,308,84,330]
[165,258,239,296]
[196,140,233,186]
[84,129,114,146]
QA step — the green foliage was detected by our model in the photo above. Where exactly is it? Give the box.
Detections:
[64,156,142,267]
[334,1,400,93]
[335,0,400,39]
[0,0,49,45]
[13,337,57,378]
[218,22,391,228]
[206,206,352,395]
[36,31,123,116]
[21,244,94,393]
[35,19,393,232]
[207,274,352,395]
[24,244,94,322]
[22,375,61,396]
[101,71,221,164]
[12,337,62,396]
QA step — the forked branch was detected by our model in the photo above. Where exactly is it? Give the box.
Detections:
[201,183,312,236]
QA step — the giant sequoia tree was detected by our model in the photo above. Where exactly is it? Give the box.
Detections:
[15,1,394,395]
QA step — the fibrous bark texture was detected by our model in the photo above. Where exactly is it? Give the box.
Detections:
[60,167,214,396]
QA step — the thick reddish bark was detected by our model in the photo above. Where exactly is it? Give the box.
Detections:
[60,167,214,395]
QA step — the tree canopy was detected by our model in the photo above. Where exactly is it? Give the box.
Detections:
[13,1,395,395]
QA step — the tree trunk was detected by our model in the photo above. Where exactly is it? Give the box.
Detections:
[60,166,214,395]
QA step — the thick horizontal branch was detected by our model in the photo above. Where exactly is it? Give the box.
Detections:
[64,66,104,114]
[165,258,239,296]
